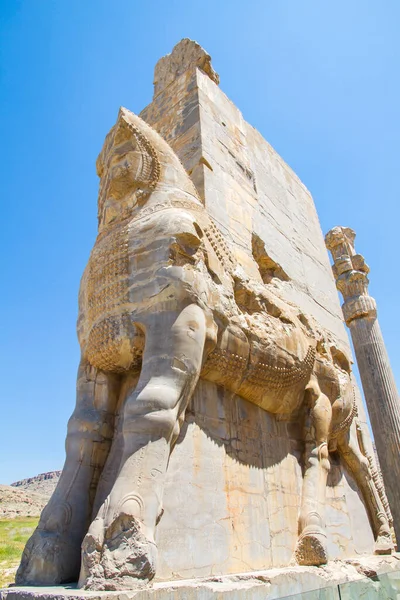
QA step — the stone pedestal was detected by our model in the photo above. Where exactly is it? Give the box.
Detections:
[326,226,400,542]
[3,556,400,600]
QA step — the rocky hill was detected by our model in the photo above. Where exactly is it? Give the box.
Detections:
[11,471,60,497]
[0,471,60,519]
[0,485,48,519]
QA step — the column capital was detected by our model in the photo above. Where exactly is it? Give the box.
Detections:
[325,226,376,324]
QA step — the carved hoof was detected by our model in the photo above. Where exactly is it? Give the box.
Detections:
[16,529,80,585]
[374,534,393,555]
[295,531,328,566]
[80,513,157,590]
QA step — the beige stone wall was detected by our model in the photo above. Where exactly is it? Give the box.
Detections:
[156,381,374,580]
[141,62,376,581]
[141,68,348,349]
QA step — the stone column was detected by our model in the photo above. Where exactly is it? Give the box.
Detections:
[325,226,400,542]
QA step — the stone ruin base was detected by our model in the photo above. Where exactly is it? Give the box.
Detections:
[2,555,399,600]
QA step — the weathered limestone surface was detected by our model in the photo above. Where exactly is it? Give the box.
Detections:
[140,40,376,464]
[140,42,348,350]
[156,380,379,580]
[139,39,391,580]
[14,40,394,593]
[326,226,400,543]
[4,556,400,600]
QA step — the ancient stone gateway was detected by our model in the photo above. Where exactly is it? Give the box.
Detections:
[16,40,395,593]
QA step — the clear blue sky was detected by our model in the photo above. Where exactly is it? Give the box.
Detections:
[1,1,399,484]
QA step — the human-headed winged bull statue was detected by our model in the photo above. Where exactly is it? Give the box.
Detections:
[17,109,393,591]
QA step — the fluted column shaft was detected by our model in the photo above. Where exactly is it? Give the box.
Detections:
[326,226,400,543]
[349,316,400,541]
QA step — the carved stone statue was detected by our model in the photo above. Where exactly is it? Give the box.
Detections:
[16,109,393,591]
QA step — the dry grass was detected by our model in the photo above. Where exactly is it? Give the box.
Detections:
[0,517,38,588]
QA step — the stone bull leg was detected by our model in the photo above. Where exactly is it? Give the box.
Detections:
[89,372,140,521]
[337,420,393,554]
[16,359,119,585]
[295,376,332,566]
[79,304,207,591]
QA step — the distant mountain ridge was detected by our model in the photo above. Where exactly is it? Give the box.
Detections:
[0,471,61,519]
[11,471,61,496]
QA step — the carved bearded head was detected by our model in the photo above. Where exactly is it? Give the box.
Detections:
[96,108,160,229]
